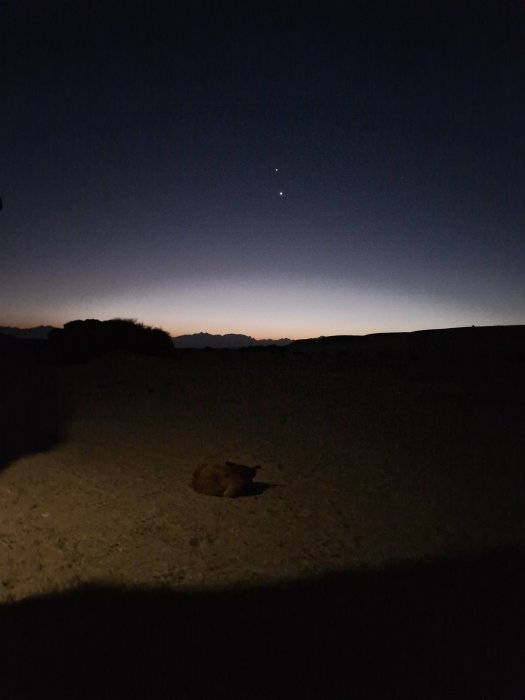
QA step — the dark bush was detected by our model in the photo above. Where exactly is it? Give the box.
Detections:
[47,318,174,363]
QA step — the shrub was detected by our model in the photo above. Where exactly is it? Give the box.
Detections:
[47,318,174,363]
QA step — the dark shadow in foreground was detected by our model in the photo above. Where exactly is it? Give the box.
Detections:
[1,547,523,699]
[0,335,63,472]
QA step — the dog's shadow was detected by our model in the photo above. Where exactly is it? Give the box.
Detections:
[217,462,284,497]
[248,481,284,496]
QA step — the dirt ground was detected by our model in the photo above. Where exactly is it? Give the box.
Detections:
[1,347,523,601]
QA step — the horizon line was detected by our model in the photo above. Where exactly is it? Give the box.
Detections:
[2,320,525,343]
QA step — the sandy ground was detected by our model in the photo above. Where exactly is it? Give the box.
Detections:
[1,345,524,698]
[1,348,523,600]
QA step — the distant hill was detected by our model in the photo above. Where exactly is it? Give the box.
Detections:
[172,332,292,349]
[290,325,525,360]
[0,325,56,340]
[0,331,48,359]
[0,326,291,349]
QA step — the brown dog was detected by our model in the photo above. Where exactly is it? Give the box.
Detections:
[191,461,261,497]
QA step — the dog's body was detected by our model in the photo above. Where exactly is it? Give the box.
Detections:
[191,461,260,497]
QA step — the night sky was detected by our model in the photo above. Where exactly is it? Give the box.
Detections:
[1,1,524,339]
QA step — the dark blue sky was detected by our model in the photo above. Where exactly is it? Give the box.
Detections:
[1,1,524,338]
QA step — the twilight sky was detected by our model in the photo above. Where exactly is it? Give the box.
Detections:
[1,1,524,339]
